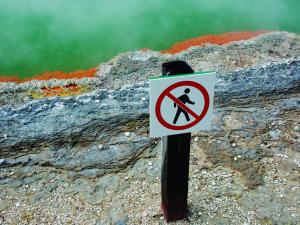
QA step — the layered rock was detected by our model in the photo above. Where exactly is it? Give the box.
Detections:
[0,31,299,175]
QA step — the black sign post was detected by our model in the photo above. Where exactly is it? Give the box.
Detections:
[161,61,194,222]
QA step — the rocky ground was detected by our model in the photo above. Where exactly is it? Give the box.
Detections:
[1,92,299,225]
[0,31,300,224]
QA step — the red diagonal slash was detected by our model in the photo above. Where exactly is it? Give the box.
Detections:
[166,92,199,119]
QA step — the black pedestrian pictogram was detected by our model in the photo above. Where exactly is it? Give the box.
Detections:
[155,80,210,131]
[173,88,195,124]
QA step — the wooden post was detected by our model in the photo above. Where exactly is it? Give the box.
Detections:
[161,61,194,222]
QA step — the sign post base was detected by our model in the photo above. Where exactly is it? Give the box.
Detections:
[161,133,191,222]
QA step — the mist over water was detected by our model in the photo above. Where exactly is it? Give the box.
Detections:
[1,0,299,78]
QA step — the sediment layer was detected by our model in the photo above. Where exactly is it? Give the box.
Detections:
[0,31,299,173]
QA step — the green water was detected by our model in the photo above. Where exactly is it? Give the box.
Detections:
[1,0,300,78]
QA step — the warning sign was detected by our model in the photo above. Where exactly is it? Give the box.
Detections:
[150,72,216,137]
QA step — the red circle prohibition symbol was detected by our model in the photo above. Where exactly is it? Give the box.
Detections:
[155,81,210,130]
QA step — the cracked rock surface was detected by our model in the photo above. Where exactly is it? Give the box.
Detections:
[0,31,300,224]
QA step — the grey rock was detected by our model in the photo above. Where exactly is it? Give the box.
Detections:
[0,159,5,166]
[108,198,127,225]
[31,181,59,204]
[115,220,127,225]
[279,97,300,110]
[0,82,151,173]
[269,130,281,139]
[0,215,4,225]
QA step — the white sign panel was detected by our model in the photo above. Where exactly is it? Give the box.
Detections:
[150,72,216,138]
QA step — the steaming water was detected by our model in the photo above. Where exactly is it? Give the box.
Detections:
[1,0,299,78]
